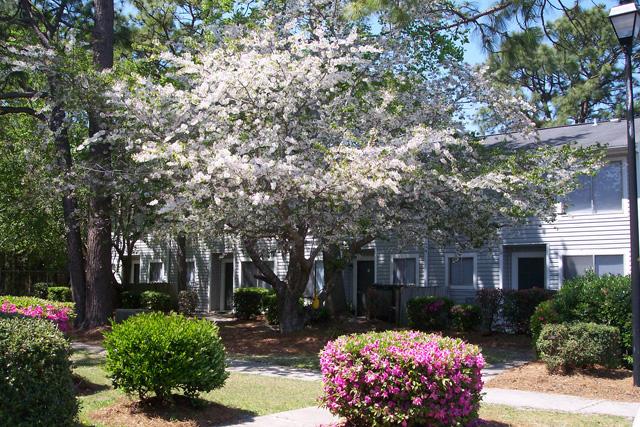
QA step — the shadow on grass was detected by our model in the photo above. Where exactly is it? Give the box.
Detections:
[479,420,511,427]
[73,373,110,396]
[89,395,258,426]
[71,352,104,368]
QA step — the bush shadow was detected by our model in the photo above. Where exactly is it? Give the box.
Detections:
[130,395,258,426]
[72,373,110,396]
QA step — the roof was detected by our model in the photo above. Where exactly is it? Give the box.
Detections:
[483,119,640,151]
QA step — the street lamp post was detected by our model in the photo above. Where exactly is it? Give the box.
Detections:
[610,0,640,387]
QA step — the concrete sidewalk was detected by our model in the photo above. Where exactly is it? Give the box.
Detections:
[484,387,639,418]
[221,407,338,427]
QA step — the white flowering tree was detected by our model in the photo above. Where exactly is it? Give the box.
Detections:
[104,12,599,332]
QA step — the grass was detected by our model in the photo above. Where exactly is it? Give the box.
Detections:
[229,353,321,371]
[72,349,630,427]
[72,350,321,426]
[480,404,631,426]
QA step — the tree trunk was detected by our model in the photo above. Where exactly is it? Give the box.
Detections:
[176,233,187,292]
[84,0,115,327]
[278,288,305,334]
[322,247,347,316]
[50,105,87,326]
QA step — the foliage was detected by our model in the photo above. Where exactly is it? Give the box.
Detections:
[502,288,554,335]
[139,290,173,312]
[551,272,631,366]
[233,287,272,320]
[407,296,454,331]
[450,304,481,332]
[0,296,75,331]
[475,288,503,333]
[47,286,72,302]
[0,317,78,425]
[104,312,228,400]
[178,290,199,315]
[483,6,628,129]
[530,300,562,348]
[33,282,56,299]
[263,292,304,326]
[120,291,141,309]
[320,330,484,426]
[537,322,621,374]
[106,5,599,333]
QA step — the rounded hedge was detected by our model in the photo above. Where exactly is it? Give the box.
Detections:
[320,330,484,426]
[104,312,228,400]
[233,287,271,319]
[48,286,72,302]
[406,296,454,331]
[139,290,173,312]
[0,316,78,425]
[537,322,621,374]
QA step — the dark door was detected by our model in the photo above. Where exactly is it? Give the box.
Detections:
[517,257,545,290]
[356,260,375,316]
[224,262,234,311]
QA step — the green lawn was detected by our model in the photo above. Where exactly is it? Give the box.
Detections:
[72,350,321,426]
[72,350,630,427]
[229,353,321,371]
[480,404,631,427]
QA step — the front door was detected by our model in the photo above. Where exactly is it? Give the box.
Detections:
[356,260,375,316]
[223,262,234,311]
[517,257,545,290]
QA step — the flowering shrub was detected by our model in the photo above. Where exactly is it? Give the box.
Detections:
[320,330,484,426]
[530,300,561,348]
[0,296,74,331]
[406,296,454,331]
[450,304,481,332]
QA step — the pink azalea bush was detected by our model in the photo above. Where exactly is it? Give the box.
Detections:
[320,330,484,426]
[1,297,74,332]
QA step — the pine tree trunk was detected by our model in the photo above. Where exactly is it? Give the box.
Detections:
[84,0,115,327]
[50,105,87,326]
[176,233,187,292]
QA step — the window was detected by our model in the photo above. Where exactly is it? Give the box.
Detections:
[149,262,163,282]
[241,261,274,288]
[565,161,622,214]
[448,257,474,287]
[563,254,624,281]
[186,261,196,284]
[393,257,417,285]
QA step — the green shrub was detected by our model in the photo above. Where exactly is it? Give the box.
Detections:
[32,282,55,299]
[1,295,74,311]
[450,304,481,332]
[552,272,631,366]
[537,322,621,374]
[530,300,562,347]
[233,287,271,319]
[263,292,279,325]
[406,296,454,331]
[475,288,503,333]
[263,292,304,325]
[0,317,78,425]
[140,290,173,312]
[120,291,141,309]
[502,288,554,335]
[47,286,72,302]
[178,290,199,315]
[104,312,228,400]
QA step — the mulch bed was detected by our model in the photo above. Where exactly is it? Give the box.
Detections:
[90,396,255,427]
[218,316,395,357]
[487,361,640,402]
[68,325,111,345]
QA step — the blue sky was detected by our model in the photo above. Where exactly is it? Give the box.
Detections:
[462,0,620,65]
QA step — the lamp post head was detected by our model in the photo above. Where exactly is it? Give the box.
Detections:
[609,1,640,46]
